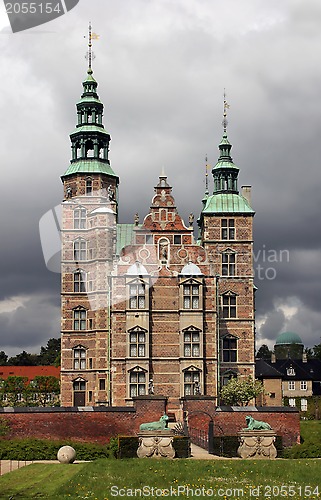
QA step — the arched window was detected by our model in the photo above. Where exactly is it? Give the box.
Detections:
[158,238,169,263]
[73,307,87,330]
[74,208,86,229]
[86,178,93,195]
[74,239,87,261]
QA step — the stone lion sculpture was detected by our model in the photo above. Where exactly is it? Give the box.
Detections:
[244,415,271,430]
[139,414,169,431]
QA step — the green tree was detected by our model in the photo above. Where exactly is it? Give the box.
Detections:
[256,344,273,360]
[0,351,8,366]
[313,343,321,360]
[30,376,60,407]
[220,376,264,406]
[0,376,30,407]
[38,338,61,366]
[7,351,38,366]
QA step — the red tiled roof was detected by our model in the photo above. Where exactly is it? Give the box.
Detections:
[0,366,60,381]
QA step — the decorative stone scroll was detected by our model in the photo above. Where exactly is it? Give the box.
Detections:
[137,430,175,459]
[237,430,277,459]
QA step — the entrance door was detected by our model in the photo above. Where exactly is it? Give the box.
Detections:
[73,380,86,406]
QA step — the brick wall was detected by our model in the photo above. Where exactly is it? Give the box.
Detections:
[182,397,300,447]
[0,396,166,445]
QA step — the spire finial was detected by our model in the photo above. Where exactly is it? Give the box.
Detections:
[205,154,209,195]
[85,22,97,73]
[222,89,230,133]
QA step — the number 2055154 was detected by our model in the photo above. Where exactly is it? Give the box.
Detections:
[5,3,62,15]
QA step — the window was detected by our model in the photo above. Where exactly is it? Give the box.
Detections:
[301,398,308,411]
[222,293,237,318]
[74,208,86,229]
[183,284,200,309]
[74,270,86,293]
[270,392,276,399]
[222,252,236,276]
[287,367,295,376]
[73,308,87,330]
[221,219,235,240]
[183,331,200,357]
[73,380,86,391]
[129,371,146,397]
[130,330,146,357]
[86,178,93,195]
[184,370,200,396]
[74,347,86,370]
[129,283,145,309]
[289,398,296,407]
[74,239,87,261]
[288,381,295,391]
[222,335,237,362]
[221,371,237,387]
[300,381,307,391]
[145,234,153,245]
[99,379,106,391]
[174,235,181,245]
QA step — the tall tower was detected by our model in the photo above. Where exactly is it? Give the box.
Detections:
[60,25,119,407]
[198,100,255,399]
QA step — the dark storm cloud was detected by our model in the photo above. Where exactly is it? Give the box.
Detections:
[0,0,320,354]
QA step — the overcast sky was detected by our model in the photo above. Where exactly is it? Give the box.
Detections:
[0,0,320,357]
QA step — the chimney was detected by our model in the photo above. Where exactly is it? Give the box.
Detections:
[241,185,252,206]
[302,352,307,363]
[271,352,276,363]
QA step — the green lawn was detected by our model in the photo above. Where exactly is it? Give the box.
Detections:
[0,459,320,499]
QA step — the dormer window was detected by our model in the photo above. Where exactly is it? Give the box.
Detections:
[86,178,93,195]
[287,367,295,376]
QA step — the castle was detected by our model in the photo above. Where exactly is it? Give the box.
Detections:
[60,47,256,415]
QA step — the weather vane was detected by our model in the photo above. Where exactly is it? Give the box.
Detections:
[85,22,100,71]
[205,154,209,194]
[222,89,230,132]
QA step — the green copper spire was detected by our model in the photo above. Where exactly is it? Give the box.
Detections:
[62,24,117,179]
[212,94,239,194]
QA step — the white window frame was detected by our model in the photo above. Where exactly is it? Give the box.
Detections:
[300,380,307,391]
[288,381,295,391]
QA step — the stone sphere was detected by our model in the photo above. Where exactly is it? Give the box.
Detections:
[57,445,76,464]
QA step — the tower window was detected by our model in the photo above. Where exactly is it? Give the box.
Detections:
[183,284,200,309]
[74,208,86,229]
[222,252,236,276]
[183,331,200,357]
[129,370,146,397]
[74,239,87,261]
[99,379,106,391]
[174,235,181,245]
[184,370,200,396]
[74,270,86,293]
[86,178,93,195]
[222,336,237,362]
[73,308,87,330]
[129,283,146,309]
[221,219,235,240]
[73,347,86,370]
[222,294,237,318]
[130,330,146,357]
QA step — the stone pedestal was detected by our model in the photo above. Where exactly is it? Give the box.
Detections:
[137,430,175,458]
[237,430,277,459]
